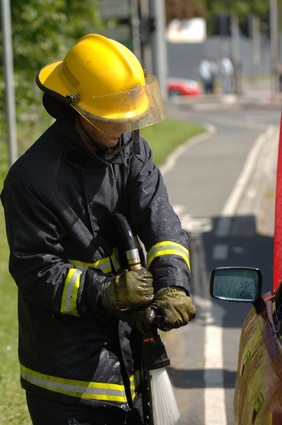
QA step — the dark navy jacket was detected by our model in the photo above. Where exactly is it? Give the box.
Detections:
[1,120,191,410]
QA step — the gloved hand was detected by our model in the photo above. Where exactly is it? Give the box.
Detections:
[110,306,156,331]
[101,268,154,311]
[151,287,196,332]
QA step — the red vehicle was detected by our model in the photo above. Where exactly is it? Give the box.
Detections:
[210,267,282,424]
[209,116,282,425]
[166,78,202,97]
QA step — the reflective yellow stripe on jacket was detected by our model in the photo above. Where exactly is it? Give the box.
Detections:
[61,248,121,316]
[68,247,121,275]
[61,268,82,316]
[20,364,140,403]
[147,240,190,270]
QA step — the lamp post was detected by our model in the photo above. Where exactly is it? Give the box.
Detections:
[270,0,279,93]
[1,0,18,165]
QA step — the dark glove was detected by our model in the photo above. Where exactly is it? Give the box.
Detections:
[101,268,154,311]
[151,287,196,332]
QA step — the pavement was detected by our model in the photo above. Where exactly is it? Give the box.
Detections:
[166,76,281,239]
[163,78,279,425]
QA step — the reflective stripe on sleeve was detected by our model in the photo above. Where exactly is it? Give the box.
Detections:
[110,247,121,272]
[130,370,141,400]
[68,247,121,274]
[20,364,140,403]
[60,268,82,316]
[63,248,122,316]
[147,240,190,270]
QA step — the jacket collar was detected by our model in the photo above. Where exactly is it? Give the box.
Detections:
[55,120,133,169]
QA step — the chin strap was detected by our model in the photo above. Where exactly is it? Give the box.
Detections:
[100,131,140,162]
[78,117,140,160]
[77,116,106,153]
[132,129,140,154]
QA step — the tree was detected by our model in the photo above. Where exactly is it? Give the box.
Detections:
[165,0,205,24]
[13,1,101,106]
[0,0,102,152]
[165,0,281,35]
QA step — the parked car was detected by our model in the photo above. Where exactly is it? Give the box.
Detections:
[210,266,282,424]
[166,78,202,97]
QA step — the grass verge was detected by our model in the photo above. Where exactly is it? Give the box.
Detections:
[141,118,204,166]
[0,210,31,424]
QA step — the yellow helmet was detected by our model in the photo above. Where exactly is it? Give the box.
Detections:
[36,34,166,133]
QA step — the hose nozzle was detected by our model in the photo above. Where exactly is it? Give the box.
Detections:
[142,327,170,371]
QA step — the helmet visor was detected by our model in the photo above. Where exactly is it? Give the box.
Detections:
[67,74,167,134]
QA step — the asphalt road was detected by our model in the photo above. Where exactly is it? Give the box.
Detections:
[158,100,281,425]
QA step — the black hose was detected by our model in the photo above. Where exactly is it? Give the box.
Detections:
[113,213,141,270]
[113,213,137,252]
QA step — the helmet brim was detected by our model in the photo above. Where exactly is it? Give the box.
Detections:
[36,60,72,101]
[69,75,167,133]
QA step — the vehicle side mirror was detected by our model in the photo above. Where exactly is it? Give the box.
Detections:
[210,267,263,304]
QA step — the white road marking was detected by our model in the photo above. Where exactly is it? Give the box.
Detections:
[173,205,213,234]
[194,295,227,425]
[213,244,229,260]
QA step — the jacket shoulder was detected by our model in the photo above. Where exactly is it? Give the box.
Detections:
[4,123,64,184]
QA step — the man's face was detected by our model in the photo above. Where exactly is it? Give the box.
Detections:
[75,117,121,153]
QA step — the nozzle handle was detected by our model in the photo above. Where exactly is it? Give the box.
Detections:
[146,306,163,328]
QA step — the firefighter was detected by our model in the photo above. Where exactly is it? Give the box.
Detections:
[1,34,196,425]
